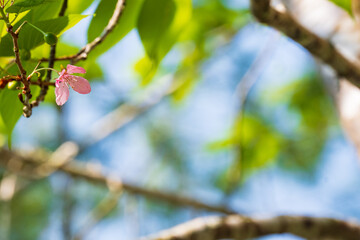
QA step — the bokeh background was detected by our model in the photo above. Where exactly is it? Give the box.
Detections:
[3,0,360,239]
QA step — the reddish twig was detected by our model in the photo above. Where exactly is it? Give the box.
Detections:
[0,7,32,117]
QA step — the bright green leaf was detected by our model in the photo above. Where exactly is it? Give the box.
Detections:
[329,0,352,15]
[0,89,23,148]
[67,0,96,14]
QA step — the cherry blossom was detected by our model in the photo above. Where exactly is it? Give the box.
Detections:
[55,64,91,106]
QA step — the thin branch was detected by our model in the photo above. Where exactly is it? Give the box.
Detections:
[32,0,68,108]
[80,75,180,151]
[62,178,75,240]
[38,0,126,64]
[250,0,360,89]
[0,7,32,117]
[73,187,123,240]
[0,148,236,215]
[224,32,280,196]
[72,0,125,64]
[141,215,360,240]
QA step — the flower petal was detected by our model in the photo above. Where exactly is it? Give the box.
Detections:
[66,64,86,74]
[65,75,91,94]
[55,80,70,106]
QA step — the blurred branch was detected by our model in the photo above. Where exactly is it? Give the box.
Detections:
[73,186,123,240]
[62,178,74,240]
[141,215,360,240]
[224,32,280,195]
[0,173,16,240]
[0,148,236,215]
[39,0,126,64]
[79,74,184,151]
[250,0,360,89]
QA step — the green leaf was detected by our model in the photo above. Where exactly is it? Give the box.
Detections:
[10,180,52,239]
[25,0,62,21]
[86,0,145,58]
[0,14,87,56]
[0,89,23,148]
[136,0,192,83]
[87,0,117,42]
[137,0,176,60]
[329,0,352,15]
[6,0,55,14]
[68,0,96,14]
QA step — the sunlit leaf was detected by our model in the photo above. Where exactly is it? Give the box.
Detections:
[68,0,96,14]
[329,0,352,15]
[0,89,23,147]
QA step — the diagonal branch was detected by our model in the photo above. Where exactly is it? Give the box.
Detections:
[80,74,181,151]
[40,0,126,64]
[141,215,360,240]
[250,0,360,89]
[71,0,125,64]
[0,148,236,215]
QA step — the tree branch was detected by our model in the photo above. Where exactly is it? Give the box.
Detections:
[71,0,125,64]
[31,0,68,109]
[0,7,32,117]
[250,0,360,89]
[141,215,360,240]
[0,148,235,215]
[80,74,181,151]
[39,0,126,64]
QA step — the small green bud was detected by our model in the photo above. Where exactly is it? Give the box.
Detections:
[20,49,31,61]
[44,33,58,45]
[7,81,20,90]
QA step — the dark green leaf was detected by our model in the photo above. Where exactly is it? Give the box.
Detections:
[87,0,117,42]
[136,0,191,84]
[137,0,176,60]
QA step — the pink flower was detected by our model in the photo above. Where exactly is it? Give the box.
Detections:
[55,64,91,106]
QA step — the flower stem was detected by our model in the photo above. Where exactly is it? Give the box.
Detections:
[24,22,47,35]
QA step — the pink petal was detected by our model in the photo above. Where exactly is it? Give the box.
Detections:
[55,80,70,106]
[65,75,91,94]
[66,64,86,74]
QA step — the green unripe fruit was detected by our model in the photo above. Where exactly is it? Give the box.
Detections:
[20,49,31,61]
[44,33,58,45]
[7,81,20,90]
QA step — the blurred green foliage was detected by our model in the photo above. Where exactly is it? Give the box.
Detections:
[0,0,344,238]
[210,74,337,193]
